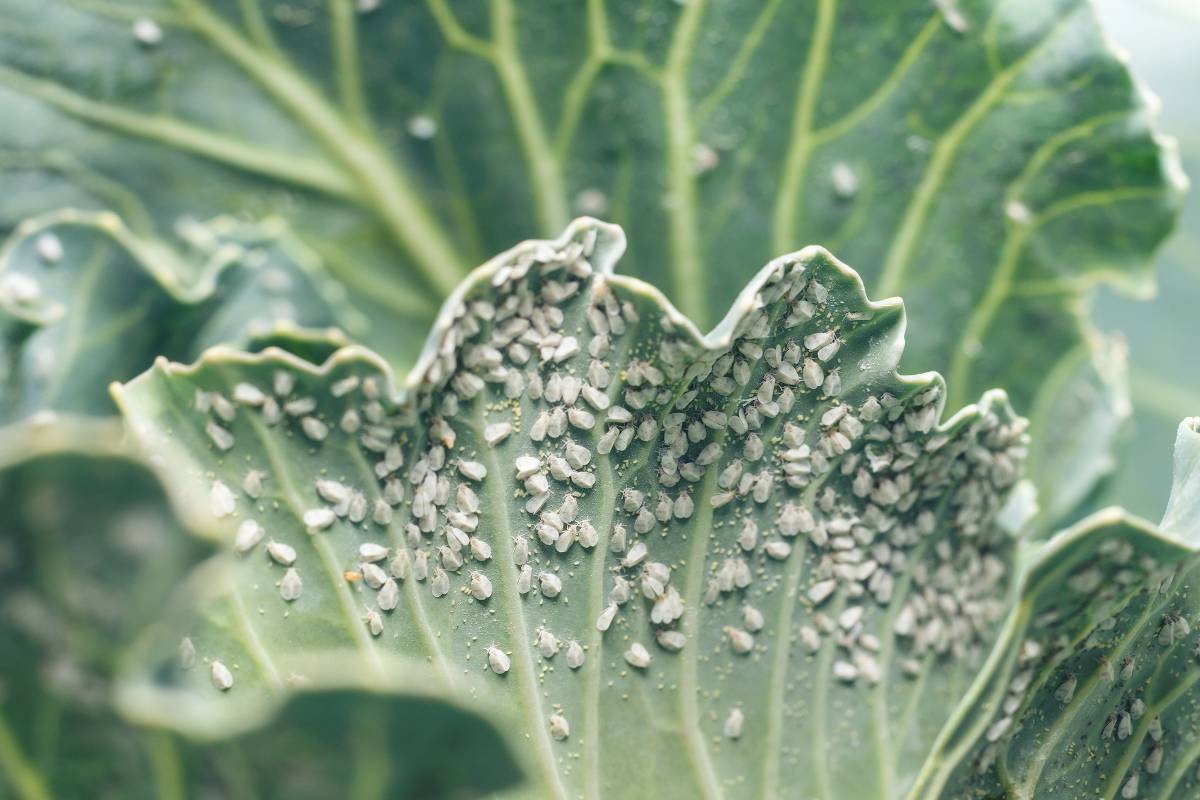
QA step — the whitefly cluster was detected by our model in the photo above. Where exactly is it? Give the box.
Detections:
[960,534,1196,798]
[179,222,1026,746]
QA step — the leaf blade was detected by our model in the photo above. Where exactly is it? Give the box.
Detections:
[913,417,1200,799]
[115,219,1030,797]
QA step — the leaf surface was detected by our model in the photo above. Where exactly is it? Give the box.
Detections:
[116,219,1029,798]
[0,451,519,800]
[911,418,1200,799]
[0,0,1181,406]
[0,209,357,463]
[1024,328,1131,535]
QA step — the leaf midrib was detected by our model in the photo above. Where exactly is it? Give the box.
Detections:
[473,400,570,800]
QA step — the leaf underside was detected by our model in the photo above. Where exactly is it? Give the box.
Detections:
[0,452,523,800]
[0,0,1182,409]
[912,421,1200,800]
[116,219,1029,799]
[0,0,1190,796]
[0,210,357,460]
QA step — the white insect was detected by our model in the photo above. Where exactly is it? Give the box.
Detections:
[838,606,864,631]
[986,716,1013,743]
[234,520,264,553]
[1117,711,1133,740]
[764,540,792,560]
[548,713,570,741]
[565,640,585,669]
[737,519,758,551]
[651,587,684,625]
[514,455,541,478]
[807,579,837,605]
[596,602,618,632]
[303,508,336,533]
[468,536,492,562]
[407,115,438,139]
[279,568,303,601]
[469,571,493,601]
[431,568,450,597]
[243,470,264,499]
[315,479,348,503]
[377,578,400,611]
[359,543,389,562]
[389,550,410,580]
[724,708,745,740]
[833,660,859,683]
[330,375,360,398]
[301,416,329,442]
[1054,674,1077,704]
[178,637,195,669]
[656,629,686,652]
[576,520,599,549]
[831,162,858,199]
[622,541,648,568]
[35,232,63,263]
[726,627,755,654]
[131,17,163,45]
[539,571,563,598]
[1146,743,1163,774]
[484,422,513,445]
[361,562,388,589]
[210,480,236,518]
[535,628,559,659]
[487,645,511,675]
[365,609,384,637]
[266,540,297,566]
[232,382,265,406]
[206,421,235,451]
[742,605,765,633]
[458,460,487,482]
[211,660,234,691]
[624,642,652,669]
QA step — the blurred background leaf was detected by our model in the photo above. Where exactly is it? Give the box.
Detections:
[0,452,520,800]
[0,0,1181,394]
[1091,0,1200,521]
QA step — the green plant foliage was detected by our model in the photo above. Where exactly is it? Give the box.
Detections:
[0,210,358,437]
[0,454,201,800]
[113,219,1031,798]
[911,418,1200,799]
[0,452,518,800]
[0,2,1193,798]
[0,0,1181,396]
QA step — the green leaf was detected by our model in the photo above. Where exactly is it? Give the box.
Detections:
[0,209,359,460]
[0,0,1182,405]
[0,452,201,800]
[114,219,1029,798]
[0,452,519,800]
[909,417,1200,799]
[1024,326,1131,535]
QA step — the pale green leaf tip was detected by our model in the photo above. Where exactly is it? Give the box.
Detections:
[1160,416,1200,540]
